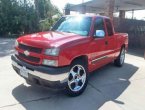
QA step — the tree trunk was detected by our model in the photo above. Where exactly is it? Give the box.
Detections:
[34,0,40,21]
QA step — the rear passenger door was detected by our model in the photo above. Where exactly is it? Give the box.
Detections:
[104,19,115,62]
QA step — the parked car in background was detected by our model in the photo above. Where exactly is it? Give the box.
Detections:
[11,15,128,96]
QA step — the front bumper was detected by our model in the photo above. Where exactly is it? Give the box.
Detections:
[11,55,69,89]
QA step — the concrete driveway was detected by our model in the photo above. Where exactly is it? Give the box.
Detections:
[0,38,145,110]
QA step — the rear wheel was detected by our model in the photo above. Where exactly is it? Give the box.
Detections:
[65,60,88,97]
[114,47,125,67]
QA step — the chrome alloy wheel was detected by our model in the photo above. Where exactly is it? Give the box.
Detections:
[68,65,87,92]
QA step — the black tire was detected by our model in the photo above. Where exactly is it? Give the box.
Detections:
[65,59,88,97]
[25,79,35,86]
[114,47,125,67]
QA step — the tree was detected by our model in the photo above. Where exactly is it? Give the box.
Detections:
[34,0,60,20]
[0,0,62,37]
[34,0,62,31]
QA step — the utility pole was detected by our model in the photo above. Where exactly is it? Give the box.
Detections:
[81,0,86,14]
[132,9,134,19]
[104,0,115,21]
[64,4,70,15]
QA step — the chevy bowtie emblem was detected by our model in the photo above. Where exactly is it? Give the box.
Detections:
[24,50,30,56]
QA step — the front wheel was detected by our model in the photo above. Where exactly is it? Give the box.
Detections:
[114,47,125,67]
[65,60,88,97]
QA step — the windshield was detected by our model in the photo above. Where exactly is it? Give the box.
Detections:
[52,16,92,36]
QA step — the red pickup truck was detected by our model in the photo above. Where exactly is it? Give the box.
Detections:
[11,15,128,96]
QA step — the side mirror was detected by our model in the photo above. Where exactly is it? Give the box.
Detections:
[95,30,105,38]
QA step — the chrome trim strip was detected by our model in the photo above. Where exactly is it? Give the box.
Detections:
[91,56,108,63]
[12,61,68,83]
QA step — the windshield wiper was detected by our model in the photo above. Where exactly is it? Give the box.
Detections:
[62,30,72,33]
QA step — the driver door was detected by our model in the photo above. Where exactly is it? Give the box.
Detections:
[90,17,109,71]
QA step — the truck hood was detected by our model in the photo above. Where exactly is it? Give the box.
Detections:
[17,31,87,48]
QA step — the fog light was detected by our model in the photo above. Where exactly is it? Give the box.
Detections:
[42,59,58,67]
[15,50,18,55]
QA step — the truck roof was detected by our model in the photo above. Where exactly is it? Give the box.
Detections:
[64,14,110,19]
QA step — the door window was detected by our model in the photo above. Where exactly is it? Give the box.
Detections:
[94,18,106,37]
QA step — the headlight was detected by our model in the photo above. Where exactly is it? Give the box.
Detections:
[44,48,60,56]
[15,40,19,47]
[42,59,58,67]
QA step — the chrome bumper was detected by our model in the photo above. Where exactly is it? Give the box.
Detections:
[11,56,69,84]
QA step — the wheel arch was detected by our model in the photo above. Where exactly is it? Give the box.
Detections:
[121,44,125,49]
[70,55,88,67]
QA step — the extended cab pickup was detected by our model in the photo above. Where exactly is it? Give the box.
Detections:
[11,15,128,96]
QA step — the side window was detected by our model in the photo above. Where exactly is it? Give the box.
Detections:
[94,18,105,37]
[105,19,113,36]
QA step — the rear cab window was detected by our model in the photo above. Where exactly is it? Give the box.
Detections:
[105,19,114,36]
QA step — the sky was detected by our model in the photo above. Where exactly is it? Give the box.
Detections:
[51,0,145,20]
[51,0,91,11]
[51,0,83,11]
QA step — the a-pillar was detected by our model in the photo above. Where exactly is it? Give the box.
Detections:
[104,0,115,21]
